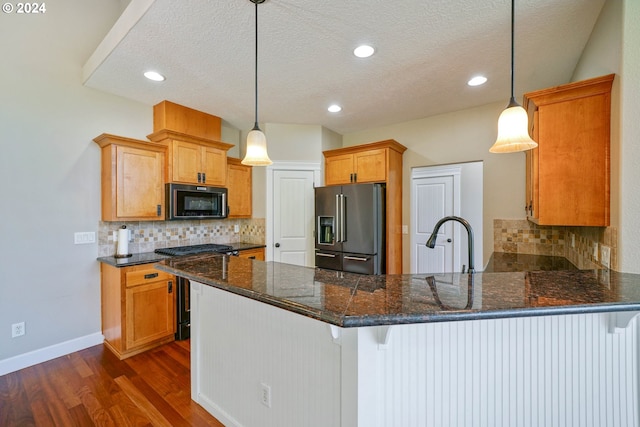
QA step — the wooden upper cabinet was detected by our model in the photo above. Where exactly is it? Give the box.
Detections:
[324,147,387,185]
[153,100,221,141]
[323,140,407,274]
[523,74,614,226]
[325,153,354,185]
[94,134,166,221]
[226,157,252,218]
[148,130,233,186]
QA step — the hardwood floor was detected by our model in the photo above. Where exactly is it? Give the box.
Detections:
[0,340,224,427]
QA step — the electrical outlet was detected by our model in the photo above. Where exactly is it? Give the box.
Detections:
[12,322,25,338]
[74,231,95,244]
[571,234,575,248]
[601,245,611,269]
[234,224,240,233]
[402,225,409,235]
[260,383,271,408]
[593,243,599,262]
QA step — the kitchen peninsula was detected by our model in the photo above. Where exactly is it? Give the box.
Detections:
[156,255,640,427]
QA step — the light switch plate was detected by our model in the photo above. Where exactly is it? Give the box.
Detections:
[74,232,95,244]
[402,225,408,234]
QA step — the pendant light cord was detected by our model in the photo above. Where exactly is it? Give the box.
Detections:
[508,0,518,108]
[253,0,260,129]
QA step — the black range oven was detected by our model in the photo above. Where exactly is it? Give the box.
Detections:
[155,244,238,340]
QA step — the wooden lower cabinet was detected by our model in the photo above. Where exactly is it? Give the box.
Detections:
[100,263,175,359]
[238,247,265,260]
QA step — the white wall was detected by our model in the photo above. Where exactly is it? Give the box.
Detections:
[618,0,640,273]
[571,0,640,273]
[0,2,151,362]
[343,102,523,269]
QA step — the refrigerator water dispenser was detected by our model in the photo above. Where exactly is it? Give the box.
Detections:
[318,216,335,244]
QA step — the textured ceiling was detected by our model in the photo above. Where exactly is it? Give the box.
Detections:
[83,0,606,135]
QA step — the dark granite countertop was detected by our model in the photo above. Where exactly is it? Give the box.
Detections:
[154,253,640,328]
[97,242,266,268]
[484,252,578,272]
[97,252,172,267]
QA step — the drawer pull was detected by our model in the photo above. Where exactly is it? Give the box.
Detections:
[344,256,369,262]
[317,253,336,258]
[168,280,173,293]
[144,273,159,279]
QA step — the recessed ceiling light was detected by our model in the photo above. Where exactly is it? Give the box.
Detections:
[353,45,375,58]
[328,104,342,113]
[468,76,487,86]
[144,71,165,82]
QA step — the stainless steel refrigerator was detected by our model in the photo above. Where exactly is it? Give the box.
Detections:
[314,183,386,275]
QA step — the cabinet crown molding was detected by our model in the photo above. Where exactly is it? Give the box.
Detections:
[147,129,234,151]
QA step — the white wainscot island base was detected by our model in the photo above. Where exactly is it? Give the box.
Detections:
[190,281,639,427]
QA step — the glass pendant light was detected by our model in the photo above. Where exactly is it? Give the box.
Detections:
[242,0,272,166]
[489,0,537,153]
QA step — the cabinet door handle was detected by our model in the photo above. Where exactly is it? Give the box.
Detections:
[197,172,202,183]
[202,172,206,183]
[144,273,158,279]
[157,204,162,217]
[168,280,173,293]
[249,256,256,259]
[350,173,353,183]
[353,173,357,182]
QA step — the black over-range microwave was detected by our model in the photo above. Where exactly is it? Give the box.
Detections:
[166,183,228,220]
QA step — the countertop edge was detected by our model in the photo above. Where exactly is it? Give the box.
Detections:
[340,303,640,327]
[154,261,640,328]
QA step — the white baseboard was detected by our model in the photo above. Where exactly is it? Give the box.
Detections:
[0,332,104,376]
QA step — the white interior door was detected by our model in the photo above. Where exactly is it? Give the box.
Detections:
[272,169,315,267]
[412,174,457,273]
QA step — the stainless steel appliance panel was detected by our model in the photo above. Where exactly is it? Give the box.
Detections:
[342,252,379,275]
[314,186,343,252]
[341,184,384,255]
[314,183,386,274]
[315,250,342,271]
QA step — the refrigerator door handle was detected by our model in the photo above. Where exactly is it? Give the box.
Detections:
[317,253,337,258]
[335,194,341,242]
[344,255,369,262]
[340,194,346,242]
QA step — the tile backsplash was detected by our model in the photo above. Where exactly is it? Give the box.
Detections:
[98,218,265,257]
[493,219,617,270]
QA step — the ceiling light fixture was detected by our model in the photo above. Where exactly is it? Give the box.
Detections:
[328,104,342,113]
[242,0,272,166]
[468,76,487,86]
[143,71,165,82]
[489,0,537,154]
[353,45,375,58]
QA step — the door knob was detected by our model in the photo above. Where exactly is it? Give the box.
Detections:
[275,243,280,247]
[447,238,452,243]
